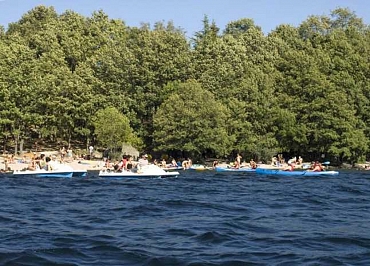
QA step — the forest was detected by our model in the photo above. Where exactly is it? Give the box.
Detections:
[0,6,369,165]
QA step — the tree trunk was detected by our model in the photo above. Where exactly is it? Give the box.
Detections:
[2,141,6,155]
[14,134,19,155]
[19,138,24,155]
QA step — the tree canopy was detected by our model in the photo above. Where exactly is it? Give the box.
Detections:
[1,6,370,165]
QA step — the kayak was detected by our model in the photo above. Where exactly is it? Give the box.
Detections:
[215,166,256,172]
[256,168,339,176]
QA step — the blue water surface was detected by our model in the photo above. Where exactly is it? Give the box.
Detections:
[0,169,370,265]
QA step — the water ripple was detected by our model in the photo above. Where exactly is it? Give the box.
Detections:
[0,170,369,265]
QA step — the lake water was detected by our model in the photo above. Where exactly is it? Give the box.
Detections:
[0,169,369,265]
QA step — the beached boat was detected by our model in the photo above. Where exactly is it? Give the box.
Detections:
[255,168,339,176]
[99,164,180,178]
[214,166,256,172]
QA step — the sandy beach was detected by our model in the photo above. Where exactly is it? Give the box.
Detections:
[2,160,105,172]
[0,152,105,172]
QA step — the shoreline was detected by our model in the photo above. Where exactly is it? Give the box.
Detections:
[1,153,369,172]
[2,160,105,172]
[1,160,106,172]
[0,152,105,171]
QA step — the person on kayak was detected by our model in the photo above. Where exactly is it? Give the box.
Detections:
[311,161,324,172]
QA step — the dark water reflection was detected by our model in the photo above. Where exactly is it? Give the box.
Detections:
[1,170,370,265]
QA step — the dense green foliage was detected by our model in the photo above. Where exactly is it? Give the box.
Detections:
[92,107,141,152]
[0,6,369,164]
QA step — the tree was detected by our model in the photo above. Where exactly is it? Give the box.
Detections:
[153,81,232,159]
[223,18,262,36]
[124,24,192,149]
[92,107,141,152]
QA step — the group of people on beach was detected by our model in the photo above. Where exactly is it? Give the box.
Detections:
[59,146,74,161]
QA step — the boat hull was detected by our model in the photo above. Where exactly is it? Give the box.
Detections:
[99,171,180,178]
[163,166,184,172]
[72,170,88,178]
[215,166,256,172]
[13,170,73,178]
[256,168,339,176]
[99,165,180,178]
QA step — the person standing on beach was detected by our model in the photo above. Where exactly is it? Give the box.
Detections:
[60,147,66,160]
[67,146,73,159]
[88,145,94,159]
[235,154,242,169]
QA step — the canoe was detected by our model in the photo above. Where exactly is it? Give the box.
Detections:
[99,164,180,178]
[256,168,339,176]
[215,166,256,172]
